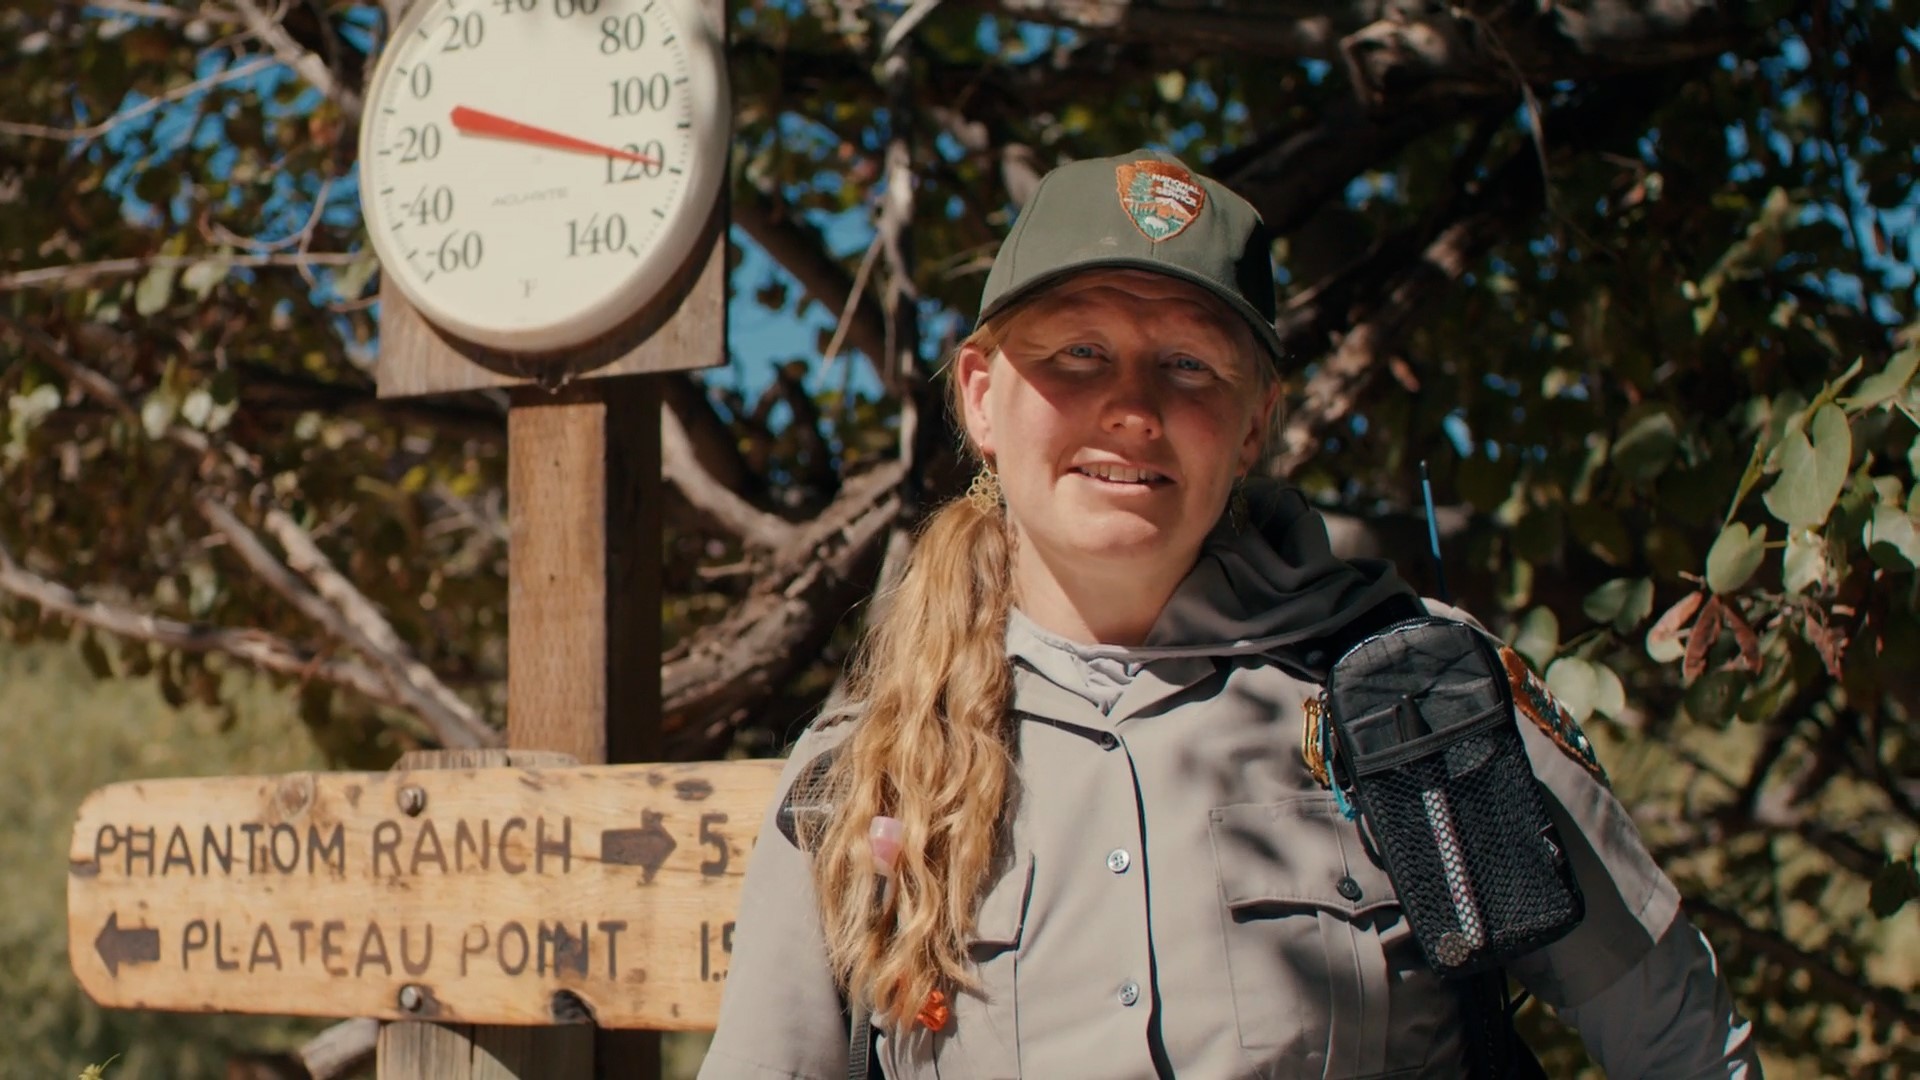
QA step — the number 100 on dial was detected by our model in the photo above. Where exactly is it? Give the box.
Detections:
[358,0,729,353]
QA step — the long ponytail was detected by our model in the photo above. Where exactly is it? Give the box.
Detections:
[810,330,1017,1028]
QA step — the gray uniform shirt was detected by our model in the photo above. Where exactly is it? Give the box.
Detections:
[701,491,1759,1079]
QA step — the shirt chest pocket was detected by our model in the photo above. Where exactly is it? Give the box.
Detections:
[1209,795,1427,1079]
[887,851,1031,1080]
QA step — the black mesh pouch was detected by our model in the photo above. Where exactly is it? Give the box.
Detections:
[1323,617,1583,978]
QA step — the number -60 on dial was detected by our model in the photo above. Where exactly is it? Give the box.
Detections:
[359,0,728,353]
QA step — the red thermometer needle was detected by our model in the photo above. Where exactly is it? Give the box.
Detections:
[449,106,660,165]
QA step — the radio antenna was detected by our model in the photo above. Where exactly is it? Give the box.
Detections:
[1419,460,1452,605]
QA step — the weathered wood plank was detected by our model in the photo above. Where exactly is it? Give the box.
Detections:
[67,759,783,1030]
[506,380,664,767]
[378,751,597,1079]
[374,222,726,399]
[377,1018,597,1079]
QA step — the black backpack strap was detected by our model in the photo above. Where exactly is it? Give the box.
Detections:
[845,997,878,1080]
[1457,970,1548,1079]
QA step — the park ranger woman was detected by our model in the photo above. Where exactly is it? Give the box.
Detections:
[700,150,1761,1078]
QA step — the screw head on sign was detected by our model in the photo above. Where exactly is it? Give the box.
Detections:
[397,785,426,816]
[399,984,424,1012]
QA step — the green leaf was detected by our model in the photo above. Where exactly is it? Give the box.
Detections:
[1782,528,1834,594]
[1546,657,1600,722]
[1761,404,1851,527]
[1583,577,1654,634]
[1592,661,1627,719]
[1513,606,1560,669]
[1840,347,1919,412]
[1583,578,1634,624]
[1611,408,1680,482]
[1808,356,1866,414]
[1706,522,1767,594]
[179,388,213,430]
[1647,629,1688,664]
[139,392,176,441]
[133,263,177,316]
[1864,505,1920,570]
[332,249,380,302]
[181,254,232,300]
[1869,857,1919,918]
[78,633,113,679]
[1683,669,1750,726]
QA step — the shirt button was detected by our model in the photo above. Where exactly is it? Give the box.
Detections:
[1117,980,1140,1007]
[1106,848,1131,874]
[1337,876,1363,901]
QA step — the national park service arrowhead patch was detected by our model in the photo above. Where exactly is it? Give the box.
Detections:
[1116,160,1206,242]
[1498,646,1609,786]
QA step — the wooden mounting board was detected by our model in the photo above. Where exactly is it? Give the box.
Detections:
[373,215,727,399]
[68,760,782,1030]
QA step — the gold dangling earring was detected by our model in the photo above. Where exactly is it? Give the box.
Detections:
[967,465,1003,515]
[1229,479,1249,533]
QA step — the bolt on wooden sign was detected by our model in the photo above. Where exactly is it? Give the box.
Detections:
[69,760,782,1029]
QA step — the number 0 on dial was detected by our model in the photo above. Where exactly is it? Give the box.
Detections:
[359,0,729,353]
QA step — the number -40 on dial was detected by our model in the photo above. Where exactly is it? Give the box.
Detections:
[358,0,728,353]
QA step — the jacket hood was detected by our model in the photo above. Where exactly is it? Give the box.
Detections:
[1005,480,1417,682]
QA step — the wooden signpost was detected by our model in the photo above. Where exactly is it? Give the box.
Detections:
[67,758,781,1029]
[69,0,755,1076]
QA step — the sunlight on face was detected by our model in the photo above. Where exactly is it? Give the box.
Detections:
[959,269,1274,587]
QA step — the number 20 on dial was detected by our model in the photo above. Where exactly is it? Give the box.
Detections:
[358,0,729,353]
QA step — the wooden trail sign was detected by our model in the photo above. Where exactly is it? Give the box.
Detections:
[69,759,782,1030]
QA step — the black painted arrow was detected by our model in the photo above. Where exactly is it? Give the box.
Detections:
[96,912,160,977]
[601,811,676,883]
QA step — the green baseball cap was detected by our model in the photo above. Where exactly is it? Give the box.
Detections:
[977,149,1284,366]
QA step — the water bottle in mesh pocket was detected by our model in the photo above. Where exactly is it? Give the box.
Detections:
[1322,617,1583,977]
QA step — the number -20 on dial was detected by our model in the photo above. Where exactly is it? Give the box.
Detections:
[359,0,729,353]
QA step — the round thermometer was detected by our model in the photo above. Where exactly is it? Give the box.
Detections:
[358,0,729,353]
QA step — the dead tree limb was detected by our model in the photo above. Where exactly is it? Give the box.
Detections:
[0,537,416,716]
[735,183,892,373]
[0,315,494,748]
[1687,897,1920,1030]
[662,462,907,755]
[661,398,795,551]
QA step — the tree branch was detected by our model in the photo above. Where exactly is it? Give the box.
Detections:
[0,314,494,748]
[298,1018,377,1080]
[1686,897,1920,1030]
[661,396,795,551]
[734,182,892,373]
[961,0,1739,76]
[0,536,417,717]
[0,252,358,292]
[1270,174,1517,477]
[663,462,907,755]
[1266,74,1680,478]
[1219,98,1468,236]
[0,56,277,143]
[228,0,362,115]
[196,498,497,749]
